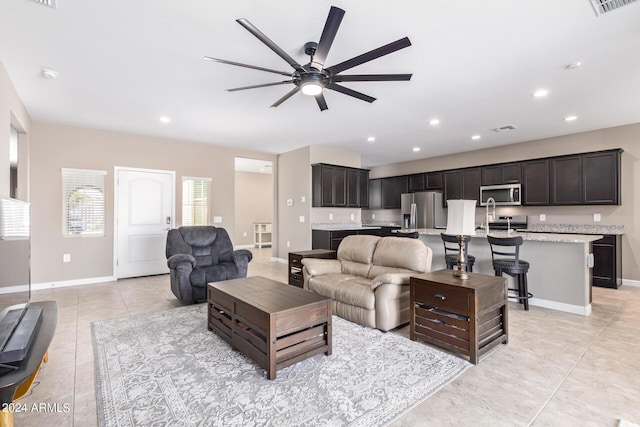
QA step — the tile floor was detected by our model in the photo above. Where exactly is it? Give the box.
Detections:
[11,248,640,426]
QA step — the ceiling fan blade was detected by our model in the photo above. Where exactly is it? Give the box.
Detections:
[332,74,412,82]
[310,6,345,71]
[236,18,306,73]
[325,37,412,75]
[204,57,292,77]
[271,87,301,108]
[326,83,376,103]
[315,93,328,111]
[227,81,294,92]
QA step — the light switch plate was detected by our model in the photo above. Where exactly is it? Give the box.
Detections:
[540,214,546,221]
[350,213,355,221]
[594,213,601,222]
[329,213,333,220]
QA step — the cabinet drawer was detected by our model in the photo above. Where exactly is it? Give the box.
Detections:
[414,281,470,315]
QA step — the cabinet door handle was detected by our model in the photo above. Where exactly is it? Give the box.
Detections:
[434,293,446,300]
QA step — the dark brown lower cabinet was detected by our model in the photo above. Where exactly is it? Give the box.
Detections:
[592,235,622,289]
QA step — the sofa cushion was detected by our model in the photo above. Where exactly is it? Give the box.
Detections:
[341,260,371,278]
[308,274,375,310]
[337,235,380,264]
[368,237,428,278]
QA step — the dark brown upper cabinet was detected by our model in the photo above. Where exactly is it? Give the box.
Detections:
[368,178,382,209]
[312,164,368,208]
[481,162,522,185]
[408,173,425,192]
[583,150,621,205]
[551,155,582,205]
[425,171,443,190]
[381,175,408,209]
[443,170,462,206]
[462,168,482,203]
[444,168,481,206]
[522,159,550,205]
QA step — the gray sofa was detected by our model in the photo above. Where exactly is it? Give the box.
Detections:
[165,226,253,304]
[302,235,432,331]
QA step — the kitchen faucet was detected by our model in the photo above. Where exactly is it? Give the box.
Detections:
[485,197,496,232]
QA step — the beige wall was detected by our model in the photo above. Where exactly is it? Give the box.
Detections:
[0,61,31,199]
[234,171,273,247]
[366,123,640,281]
[29,121,276,284]
[276,146,311,259]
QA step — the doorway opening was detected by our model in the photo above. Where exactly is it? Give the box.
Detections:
[234,158,274,249]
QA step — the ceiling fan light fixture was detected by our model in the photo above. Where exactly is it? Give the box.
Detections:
[301,82,323,96]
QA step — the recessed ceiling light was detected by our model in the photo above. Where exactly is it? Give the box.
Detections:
[429,119,440,126]
[159,116,171,123]
[533,89,548,98]
[471,135,481,140]
[413,147,420,152]
[564,115,578,122]
[41,68,59,79]
[367,136,375,142]
[565,62,582,70]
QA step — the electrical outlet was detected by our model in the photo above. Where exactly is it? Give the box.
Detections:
[329,213,333,220]
[540,214,546,221]
[350,213,355,221]
[299,216,305,223]
[300,196,306,203]
[372,214,376,219]
[243,232,247,237]
[286,241,290,248]
[63,254,71,263]
[213,216,222,223]
[594,213,601,222]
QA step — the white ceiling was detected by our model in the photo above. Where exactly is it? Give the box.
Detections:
[1,0,640,167]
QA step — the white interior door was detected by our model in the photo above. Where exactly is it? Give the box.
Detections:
[116,168,174,278]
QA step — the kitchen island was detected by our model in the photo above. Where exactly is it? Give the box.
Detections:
[411,229,602,316]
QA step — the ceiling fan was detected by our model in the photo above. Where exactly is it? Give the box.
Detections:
[204,6,412,111]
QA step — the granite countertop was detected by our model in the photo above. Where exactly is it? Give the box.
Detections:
[522,224,625,235]
[400,228,603,244]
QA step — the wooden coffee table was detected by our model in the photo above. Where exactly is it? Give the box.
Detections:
[207,276,332,380]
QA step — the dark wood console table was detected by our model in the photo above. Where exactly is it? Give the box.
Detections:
[410,271,507,364]
[0,301,58,427]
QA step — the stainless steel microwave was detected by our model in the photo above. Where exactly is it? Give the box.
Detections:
[480,183,522,206]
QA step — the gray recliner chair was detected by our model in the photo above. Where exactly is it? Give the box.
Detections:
[165,226,253,304]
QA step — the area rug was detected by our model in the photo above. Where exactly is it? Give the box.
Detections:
[93,304,471,427]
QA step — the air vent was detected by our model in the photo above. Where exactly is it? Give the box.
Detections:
[492,125,518,133]
[31,0,57,8]
[589,0,637,16]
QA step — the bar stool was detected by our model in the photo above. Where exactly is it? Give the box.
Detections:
[487,235,532,310]
[441,233,475,272]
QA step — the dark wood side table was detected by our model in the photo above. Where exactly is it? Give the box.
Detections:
[1,301,58,427]
[288,249,336,288]
[410,270,507,364]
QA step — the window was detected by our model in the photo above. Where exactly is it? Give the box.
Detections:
[182,177,211,226]
[62,168,106,236]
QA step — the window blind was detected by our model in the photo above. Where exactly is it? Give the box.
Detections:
[182,177,211,226]
[61,168,106,236]
[0,197,29,239]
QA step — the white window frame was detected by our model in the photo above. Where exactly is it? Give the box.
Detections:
[182,176,212,226]
[62,168,107,237]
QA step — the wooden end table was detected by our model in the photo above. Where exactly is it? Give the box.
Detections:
[410,270,508,364]
[207,276,332,380]
[288,249,336,288]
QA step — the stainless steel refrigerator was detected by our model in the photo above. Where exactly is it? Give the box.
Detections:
[401,192,446,229]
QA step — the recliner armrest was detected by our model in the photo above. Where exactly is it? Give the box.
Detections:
[167,254,196,269]
[221,249,253,265]
[370,273,412,290]
[301,259,341,277]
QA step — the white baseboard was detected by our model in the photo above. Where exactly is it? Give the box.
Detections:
[622,278,640,288]
[32,276,117,291]
[529,297,592,316]
[273,257,287,264]
[235,244,254,249]
[0,285,29,295]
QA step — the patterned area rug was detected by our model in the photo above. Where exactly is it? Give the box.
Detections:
[93,304,471,427]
